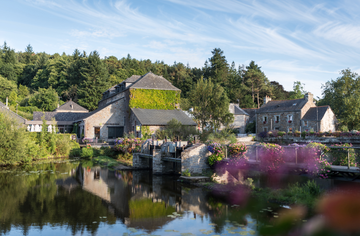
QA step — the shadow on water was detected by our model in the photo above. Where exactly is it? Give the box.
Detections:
[1,160,360,235]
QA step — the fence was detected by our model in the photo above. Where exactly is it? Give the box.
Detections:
[219,144,360,170]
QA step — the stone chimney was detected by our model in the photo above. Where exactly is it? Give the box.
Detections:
[263,96,272,104]
[304,92,313,103]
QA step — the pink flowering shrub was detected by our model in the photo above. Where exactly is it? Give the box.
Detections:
[208,146,225,166]
[228,142,247,158]
[303,143,331,178]
[114,138,143,154]
[258,143,285,172]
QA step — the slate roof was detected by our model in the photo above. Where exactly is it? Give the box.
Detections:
[257,98,306,113]
[33,112,87,121]
[124,75,141,83]
[0,101,27,124]
[242,108,257,123]
[230,104,249,116]
[131,108,196,126]
[302,106,329,121]
[54,100,89,112]
[129,72,180,91]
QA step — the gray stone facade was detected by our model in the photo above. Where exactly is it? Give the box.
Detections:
[256,93,336,133]
[181,144,210,175]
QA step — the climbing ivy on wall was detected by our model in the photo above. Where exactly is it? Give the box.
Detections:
[129,89,180,110]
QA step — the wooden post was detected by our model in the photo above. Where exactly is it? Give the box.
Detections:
[225,146,228,159]
[348,149,350,169]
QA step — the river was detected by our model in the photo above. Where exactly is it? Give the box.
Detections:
[0,159,358,236]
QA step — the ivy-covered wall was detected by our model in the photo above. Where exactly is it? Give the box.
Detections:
[129,89,180,110]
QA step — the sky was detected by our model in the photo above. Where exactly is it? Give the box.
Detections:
[2,0,360,98]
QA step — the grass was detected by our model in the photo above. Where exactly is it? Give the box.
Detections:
[253,180,322,208]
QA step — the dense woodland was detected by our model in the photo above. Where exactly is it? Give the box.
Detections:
[1,42,359,130]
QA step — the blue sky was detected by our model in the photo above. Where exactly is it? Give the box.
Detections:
[2,0,360,98]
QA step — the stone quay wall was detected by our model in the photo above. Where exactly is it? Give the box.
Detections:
[181,143,210,175]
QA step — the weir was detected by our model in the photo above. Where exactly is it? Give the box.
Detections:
[133,139,211,175]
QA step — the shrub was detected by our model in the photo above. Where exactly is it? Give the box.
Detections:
[339,125,349,132]
[55,137,71,156]
[114,138,143,154]
[328,143,357,166]
[69,148,82,157]
[278,131,286,137]
[257,131,267,139]
[207,143,225,166]
[258,143,285,172]
[228,143,247,158]
[182,169,191,177]
[303,142,331,178]
[245,122,256,133]
[204,129,237,144]
[155,118,199,140]
[81,145,94,158]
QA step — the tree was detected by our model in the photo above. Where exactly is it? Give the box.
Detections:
[318,69,360,130]
[77,51,110,110]
[29,87,59,111]
[25,44,34,64]
[289,81,306,99]
[0,75,17,102]
[244,61,271,108]
[270,81,289,100]
[204,48,229,87]
[188,78,233,131]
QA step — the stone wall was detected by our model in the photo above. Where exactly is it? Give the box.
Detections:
[84,98,126,140]
[133,153,151,169]
[181,143,210,175]
[257,111,301,133]
[230,114,247,134]
[321,108,336,132]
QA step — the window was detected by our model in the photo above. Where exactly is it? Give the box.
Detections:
[303,121,308,126]
[108,127,124,139]
[288,128,293,132]
[263,116,268,124]
[288,115,293,123]
[275,115,280,123]
[94,127,100,139]
[275,127,280,130]
[263,127,268,132]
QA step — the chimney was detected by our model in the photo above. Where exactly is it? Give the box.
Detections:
[304,92,313,103]
[263,96,272,104]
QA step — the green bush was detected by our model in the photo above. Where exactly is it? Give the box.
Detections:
[81,146,94,158]
[155,118,199,141]
[55,137,71,156]
[328,143,356,166]
[206,129,237,144]
[245,121,255,133]
[69,148,82,157]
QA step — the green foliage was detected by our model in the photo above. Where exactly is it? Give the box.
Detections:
[318,69,360,130]
[206,129,237,144]
[245,121,255,133]
[129,89,180,110]
[182,169,191,177]
[188,78,233,130]
[141,126,151,140]
[339,125,349,132]
[255,180,322,208]
[28,87,59,111]
[81,145,94,158]
[289,81,306,99]
[328,143,357,166]
[155,118,199,141]
[0,75,17,102]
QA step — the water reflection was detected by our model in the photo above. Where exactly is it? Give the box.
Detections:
[1,161,359,236]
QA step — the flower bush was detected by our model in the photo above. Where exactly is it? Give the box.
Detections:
[303,143,331,178]
[328,143,357,167]
[258,143,285,172]
[207,142,225,166]
[114,138,143,154]
[228,142,247,158]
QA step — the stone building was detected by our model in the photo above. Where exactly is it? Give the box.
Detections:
[28,100,89,133]
[226,103,249,134]
[256,93,336,133]
[30,72,196,140]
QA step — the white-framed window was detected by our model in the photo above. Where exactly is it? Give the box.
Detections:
[288,128,293,132]
[263,116,268,124]
[287,115,293,123]
[303,120,308,126]
[274,115,280,123]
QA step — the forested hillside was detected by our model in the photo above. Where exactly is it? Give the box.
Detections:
[0,42,302,118]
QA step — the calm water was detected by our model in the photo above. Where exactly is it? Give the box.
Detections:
[0,160,356,236]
